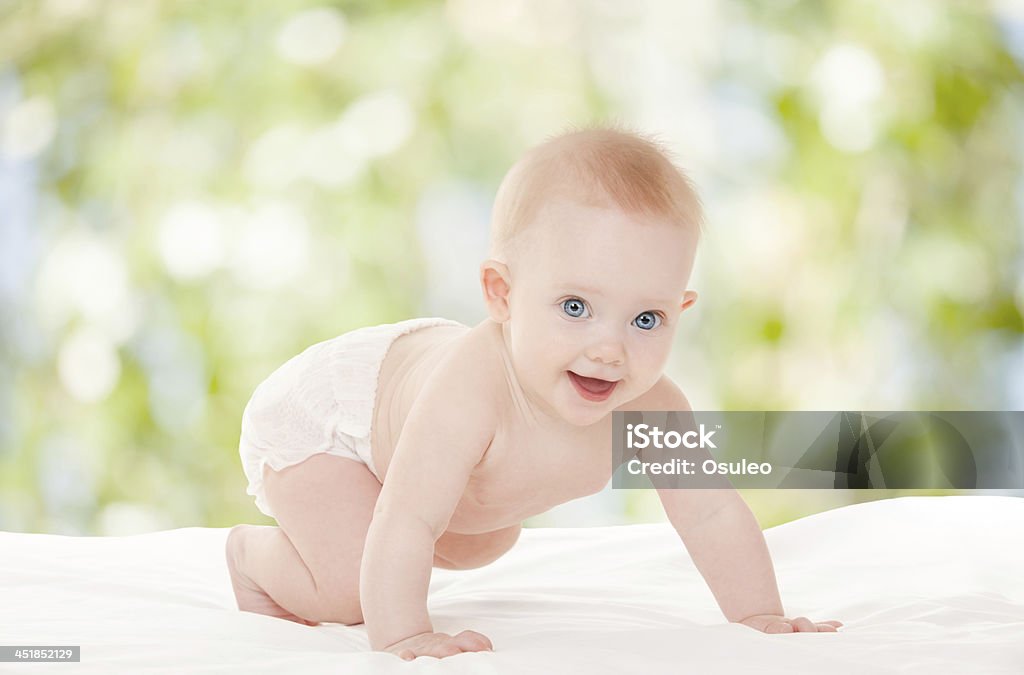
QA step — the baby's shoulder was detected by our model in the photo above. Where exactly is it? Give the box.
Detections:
[423,320,506,394]
[405,321,506,431]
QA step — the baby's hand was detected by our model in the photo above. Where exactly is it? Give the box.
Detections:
[738,614,843,634]
[384,630,493,660]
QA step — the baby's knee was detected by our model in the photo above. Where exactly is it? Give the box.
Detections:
[303,580,363,625]
[435,524,522,570]
[226,524,253,567]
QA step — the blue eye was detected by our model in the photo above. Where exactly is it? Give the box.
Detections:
[633,311,661,330]
[562,298,588,318]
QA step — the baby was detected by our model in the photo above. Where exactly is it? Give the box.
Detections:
[225,127,842,660]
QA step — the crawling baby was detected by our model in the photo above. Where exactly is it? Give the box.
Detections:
[225,127,842,660]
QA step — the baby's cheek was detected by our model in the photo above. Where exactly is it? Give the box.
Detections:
[631,336,664,360]
[636,345,671,379]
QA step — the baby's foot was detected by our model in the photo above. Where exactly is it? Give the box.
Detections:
[225,525,318,626]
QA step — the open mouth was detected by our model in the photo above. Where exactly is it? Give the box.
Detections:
[567,371,619,402]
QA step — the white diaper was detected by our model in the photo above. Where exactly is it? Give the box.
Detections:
[238,317,465,518]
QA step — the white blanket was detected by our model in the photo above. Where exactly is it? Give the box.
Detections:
[2,496,1022,674]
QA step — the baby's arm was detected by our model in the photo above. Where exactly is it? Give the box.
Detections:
[646,379,843,634]
[360,336,498,659]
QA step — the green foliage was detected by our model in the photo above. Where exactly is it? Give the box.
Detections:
[0,1,1020,534]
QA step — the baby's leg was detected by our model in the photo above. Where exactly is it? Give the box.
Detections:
[227,453,381,624]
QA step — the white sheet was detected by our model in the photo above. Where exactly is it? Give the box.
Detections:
[2,496,1022,674]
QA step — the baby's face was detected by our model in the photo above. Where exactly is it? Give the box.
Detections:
[504,197,698,427]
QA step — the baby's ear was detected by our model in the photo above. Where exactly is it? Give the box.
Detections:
[480,259,512,322]
[679,290,698,313]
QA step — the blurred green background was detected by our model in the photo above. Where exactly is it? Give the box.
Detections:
[0,0,1021,535]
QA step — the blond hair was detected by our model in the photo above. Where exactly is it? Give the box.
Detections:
[489,125,704,259]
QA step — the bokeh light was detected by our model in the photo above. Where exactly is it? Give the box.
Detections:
[0,0,1021,534]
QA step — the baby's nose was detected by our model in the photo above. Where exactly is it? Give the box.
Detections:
[585,338,625,366]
